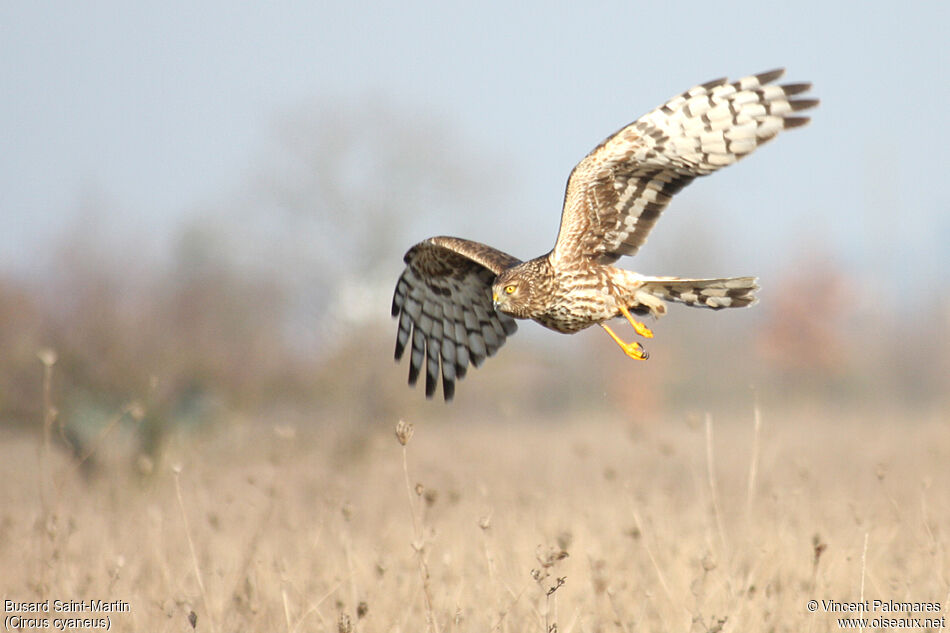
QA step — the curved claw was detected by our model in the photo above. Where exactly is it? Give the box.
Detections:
[620,340,649,361]
[600,323,650,361]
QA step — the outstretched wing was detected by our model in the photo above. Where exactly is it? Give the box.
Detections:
[551,69,818,265]
[392,236,521,401]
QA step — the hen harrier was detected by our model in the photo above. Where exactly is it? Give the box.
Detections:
[392,69,817,400]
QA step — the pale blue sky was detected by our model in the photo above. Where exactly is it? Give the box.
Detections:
[2,2,948,296]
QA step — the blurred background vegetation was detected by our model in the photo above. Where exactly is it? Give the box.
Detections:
[1,96,947,479]
[2,2,949,482]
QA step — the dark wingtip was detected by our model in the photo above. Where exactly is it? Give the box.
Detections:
[783,116,811,129]
[442,377,455,402]
[790,98,820,112]
[781,82,812,96]
[755,68,786,85]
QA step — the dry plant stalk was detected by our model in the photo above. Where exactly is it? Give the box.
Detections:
[746,404,762,517]
[705,413,727,554]
[173,465,220,633]
[37,348,58,516]
[395,420,439,633]
[859,532,869,633]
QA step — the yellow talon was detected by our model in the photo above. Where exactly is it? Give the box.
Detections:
[618,305,653,338]
[600,323,650,360]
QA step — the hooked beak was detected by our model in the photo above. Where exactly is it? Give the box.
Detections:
[492,292,499,308]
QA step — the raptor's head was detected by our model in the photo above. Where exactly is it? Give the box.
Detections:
[491,262,540,319]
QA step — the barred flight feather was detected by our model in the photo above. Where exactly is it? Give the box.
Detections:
[552,68,818,266]
[391,237,520,401]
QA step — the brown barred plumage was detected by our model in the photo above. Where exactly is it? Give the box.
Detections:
[393,69,817,400]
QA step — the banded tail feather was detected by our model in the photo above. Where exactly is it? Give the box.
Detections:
[637,276,758,313]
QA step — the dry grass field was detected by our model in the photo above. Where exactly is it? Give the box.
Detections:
[2,404,948,632]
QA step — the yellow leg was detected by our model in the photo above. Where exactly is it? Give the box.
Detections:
[618,305,654,338]
[600,323,649,360]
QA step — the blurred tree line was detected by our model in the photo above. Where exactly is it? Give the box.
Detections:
[1,100,947,472]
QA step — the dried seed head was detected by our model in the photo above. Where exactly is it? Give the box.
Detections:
[590,558,607,595]
[875,463,887,481]
[556,530,573,552]
[812,533,827,566]
[187,610,197,629]
[708,617,728,633]
[127,401,146,421]
[357,601,368,619]
[395,419,414,446]
[37,348,58,367]
[536,546,569,569]
[337,613,352,633]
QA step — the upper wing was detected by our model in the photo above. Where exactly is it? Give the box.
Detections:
[551,69,818,265]
[391,236,521,401]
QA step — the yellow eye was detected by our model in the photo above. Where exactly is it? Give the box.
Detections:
[504,285,516,295]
